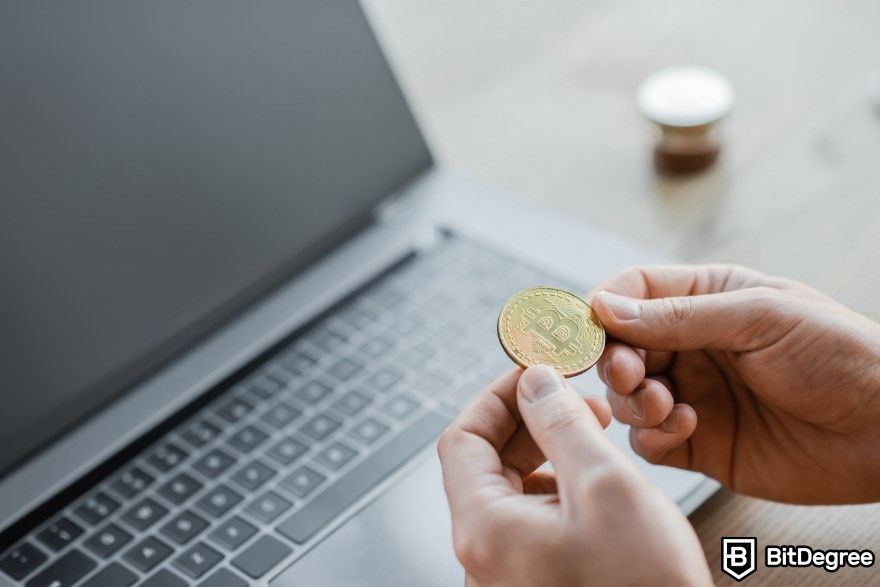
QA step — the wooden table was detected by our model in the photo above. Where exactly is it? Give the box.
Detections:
[364,0,880,583]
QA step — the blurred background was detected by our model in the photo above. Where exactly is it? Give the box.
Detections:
[362,1,880,584]
[364,0,880,318]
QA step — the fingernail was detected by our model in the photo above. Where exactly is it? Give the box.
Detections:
[597,291,641,321]
[662,409,679,433]
[626,394,645,421]
[519,365,564,402]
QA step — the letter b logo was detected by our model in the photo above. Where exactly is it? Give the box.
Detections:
[722,537,757,581]
[523,309,580,355]
[729,546,749,567]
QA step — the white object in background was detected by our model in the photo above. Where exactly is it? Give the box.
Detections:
[637,66,735,174]
[637,66,735,128]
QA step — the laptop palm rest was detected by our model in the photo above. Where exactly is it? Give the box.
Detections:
[270,450,462,586]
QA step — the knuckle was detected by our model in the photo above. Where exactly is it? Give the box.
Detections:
[436,427,461,460]
[734,286,793,347]
[436,429,451,459]
[452,524,496,573]
[716,263,754,282]
[640,448,665,465]
[749,285,784,304]
[587,461,643,500]
[667,295,695,324]
[628,428,663,464]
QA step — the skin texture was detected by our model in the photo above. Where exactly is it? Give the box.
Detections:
[437,366,712,587]
[439,264,880,585]
[590,264,880,504]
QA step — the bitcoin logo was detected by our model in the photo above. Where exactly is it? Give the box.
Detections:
[497,287,605,377]
[523,306,582,356]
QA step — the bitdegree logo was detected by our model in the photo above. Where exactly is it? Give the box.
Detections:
[722,538,757,581]
[766,545,875,572]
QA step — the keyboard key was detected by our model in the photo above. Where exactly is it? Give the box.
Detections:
[294,380,333,405]
[181,418,222,447]
[73,492,119,526]
[231,535,292,579]
[266,437,309,466]
[80,562,137,587]
[311,328,346,353]
[278,411,449,544]
[227,425,269,454]
[261,402,301,429]
[142,569,188,587]
[158,472,203,504]
[174,542,222,579]
[382,393,420,421]
[0,542,47,580]
[390,314,420,335]
[123,536,173,573]
[161,510,209,545]
[315,441,359,471]
[110,466,155,498]
[84,523,132,558]
[243,490,291,523]
[231,460,276,491]
[332,390,372,416]
[301,413,341,441]
[433,322,465,344]
[266,363,293,384]
[330,357,361,381]
[367,367,403,392]
[339,304,379,329]
[349,417,390,446]
[399,343,434,368]
[246,374,282,399]
[121,497,168,531]
[215,397,253,424]
[146,442,188,472]
[280,466,326,499]
[36,517,83,552]
[209,516,257,551]
[24,549,94,587]
[193,448,237,479]
[199,567,247,587]
[448,348,481,371]
[196,485,243,518]
[278,350,316,377]
[420,370,453,395]
[370,286,405,308]
[361,336,392,358]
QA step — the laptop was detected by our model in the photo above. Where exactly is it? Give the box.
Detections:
[0,2,717,586]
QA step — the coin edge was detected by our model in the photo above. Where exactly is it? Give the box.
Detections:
[496,287,606,378]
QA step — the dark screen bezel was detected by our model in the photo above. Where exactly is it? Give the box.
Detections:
[0,1,433,480]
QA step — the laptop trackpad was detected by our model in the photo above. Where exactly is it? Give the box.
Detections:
[271,452,463,586]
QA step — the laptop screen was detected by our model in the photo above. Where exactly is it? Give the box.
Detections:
[0,1,431,476]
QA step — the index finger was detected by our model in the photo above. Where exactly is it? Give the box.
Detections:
[438,369,522,516]
[586,264,768,301]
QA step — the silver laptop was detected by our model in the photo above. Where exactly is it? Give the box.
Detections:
[0,2,717,586]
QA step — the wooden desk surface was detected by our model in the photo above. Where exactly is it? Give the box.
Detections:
[364,0,880,583]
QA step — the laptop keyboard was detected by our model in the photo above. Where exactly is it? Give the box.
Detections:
[0,235,575,586]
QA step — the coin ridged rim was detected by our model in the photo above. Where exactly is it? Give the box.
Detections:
[497,286,605,377]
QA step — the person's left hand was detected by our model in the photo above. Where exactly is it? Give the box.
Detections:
[437,365,712,587]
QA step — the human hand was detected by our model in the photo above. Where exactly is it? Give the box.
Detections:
[591,264,880,504]
[438,366,711,587]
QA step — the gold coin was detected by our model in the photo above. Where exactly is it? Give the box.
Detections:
[497,287,605,377]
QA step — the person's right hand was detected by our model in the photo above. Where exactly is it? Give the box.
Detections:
[590,264,880,504]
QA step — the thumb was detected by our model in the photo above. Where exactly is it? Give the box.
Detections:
[516,365,618,490]
[593,288,778,351]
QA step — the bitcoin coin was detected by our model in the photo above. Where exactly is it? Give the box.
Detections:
[497,287,605,377]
